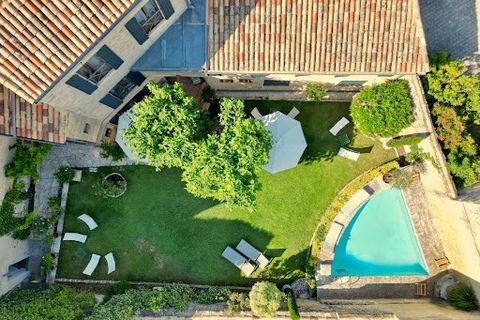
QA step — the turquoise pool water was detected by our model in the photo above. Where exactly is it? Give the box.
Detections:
[332,188,428,276]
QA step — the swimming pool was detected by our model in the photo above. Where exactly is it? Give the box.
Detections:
[332,188,428,276]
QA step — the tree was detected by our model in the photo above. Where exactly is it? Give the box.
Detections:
[54,166,75,184]
[350,80,413,137]
[306,83,327,101]
[5,142,51,180]
[182,98,272,207]
[447,153,480,187]
[123,82,209,169]
[426,53,480,123]
[249,282,283,318]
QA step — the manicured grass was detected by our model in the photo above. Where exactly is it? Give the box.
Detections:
[57,101,395,285]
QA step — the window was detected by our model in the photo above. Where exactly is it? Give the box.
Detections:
[220,79,234,83]
[239,78,253,83]
[83,123,91,134]
[77,55,113,84]
[110,77,137,100]
[337,80,367,86]
[135,0,165,34]
[264,80,290,86]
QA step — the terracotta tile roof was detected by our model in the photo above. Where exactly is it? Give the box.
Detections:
[0,0,136,104]
[0,85,67,143]
[207,0,429,74]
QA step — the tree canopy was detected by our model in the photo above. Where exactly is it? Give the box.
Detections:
[249,281,283,318]
[350,80,413,137]
[183,98,272,207]
[124,82,208,169]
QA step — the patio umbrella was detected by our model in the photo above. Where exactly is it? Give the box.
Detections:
[261,111,307,174]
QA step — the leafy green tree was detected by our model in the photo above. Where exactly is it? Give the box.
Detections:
[447,153,480,187]
[249,281,283,318]
[306,83,328,101]
[350,80,413,137]
[5,142,51,180]
[182,98,272,207]
[0,286,95,320]
[426,53,480,123]
[124,82,209,169]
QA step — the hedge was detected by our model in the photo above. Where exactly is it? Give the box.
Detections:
[387,135,424,148]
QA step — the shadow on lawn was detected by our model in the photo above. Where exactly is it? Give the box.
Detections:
[259,248,308,281]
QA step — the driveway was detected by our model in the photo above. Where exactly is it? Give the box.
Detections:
[419,0,480,73]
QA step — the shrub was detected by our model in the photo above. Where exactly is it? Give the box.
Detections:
[306,83,327,101]
[249,282,283,318]
[0,286,95,320]
[405,146,433,172]
[100,141,126,162]
[447,153,480,187]
[201,85,217,102]
[161,283,193,311]
[391,169,413,190]
[104,281,132,302]
[447,283,479,311]
[93,174,127,198]
[195,287,229,304]
[5,142,51,180]
[286,291,300,320]
[54,166,75,184]
[227,292,250,315]
[41,254,55,270]
[386,135,423,148]
[350,80,413,137]
[0,182,28,236]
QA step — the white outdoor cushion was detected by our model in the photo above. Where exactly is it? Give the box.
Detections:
[222,246,255,276]
[83,254,101,276]
[77,214,98,230]
[250,107,263,120]
[287,107,300,119]
[105,252,116,274]
[329,117,350,135]
[63,232,87,243]
[338,147,360,161]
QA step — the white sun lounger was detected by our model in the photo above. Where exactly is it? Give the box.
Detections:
[236,239,270,269]
[77,214,98,230]
[222,246,256,276]
[63,232,87,243]
[287,107,300,119]
[338,147,360,161]
[250,107,263,120]
[105,252,116,274]
[329,117,350,135]
[82,254,101,276]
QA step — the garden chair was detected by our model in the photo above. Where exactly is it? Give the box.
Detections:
[63,232,87,243]
[77,214,98,230]
[82,254,100,276]
[329,117,350,136]
[338,133,350,147]
[236,239,270,269]
[222,246,256,276]
[337,147,360,161]
[105,252,116,274]
[287,107,300,119]
[250,107,263,120]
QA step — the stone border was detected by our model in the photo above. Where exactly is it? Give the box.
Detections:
[317,176,389,276]
[103,172,127,198]
[46,182,69,284]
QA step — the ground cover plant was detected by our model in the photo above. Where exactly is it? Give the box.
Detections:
[249,281,283,317]
[57,101,395,285]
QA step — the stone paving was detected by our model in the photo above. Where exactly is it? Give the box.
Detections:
[419,0,480,74]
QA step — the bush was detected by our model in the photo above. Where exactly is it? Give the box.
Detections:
[104,281,132,302]
[387,135,423,148]
[447,283,479,311]
[0,286,95,320]
[41,254,55,270]
[54,166,75,184]
[201,85,217,102]
[286,291,300,320]
[5,142,51,180]
[100,141,126,162]
[306,83,327,101]
[0,182,28,236]
[405,146,433,172]
[227,292,250,315]
[249,282,283,318]
[350,80,413,137]
[447,153,480,187]
[195,287,229,304]
[391,169,413,190]
[93,174,127,198]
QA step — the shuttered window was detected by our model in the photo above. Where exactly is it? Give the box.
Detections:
[66,74,98,94]
[96,46,123,69]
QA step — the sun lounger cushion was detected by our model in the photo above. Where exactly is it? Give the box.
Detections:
[222,246,255,276]
[236,239,270,269]
[77,214,98,230]
[63,232,87,243]
[338,147,360,161]
[287,107,300,119]
[329,117,350,136]
[250,107,263,120]
[105,252,116,274]
[83,254,101,276]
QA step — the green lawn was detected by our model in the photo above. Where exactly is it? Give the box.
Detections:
[57,101,395,285]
